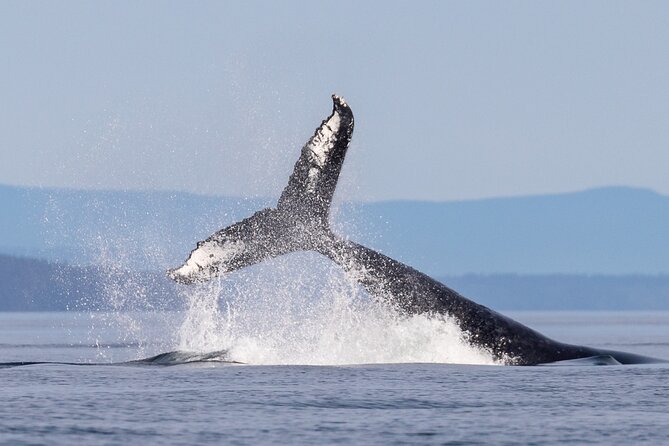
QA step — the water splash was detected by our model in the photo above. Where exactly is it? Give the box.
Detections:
[174,253,497,366]
[40,189,497,365]
[38,124,497,366]
[177,280,228,353]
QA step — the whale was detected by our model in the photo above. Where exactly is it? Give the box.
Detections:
[169,95,663,366]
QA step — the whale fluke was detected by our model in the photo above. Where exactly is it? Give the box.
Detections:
[167,96,352,284]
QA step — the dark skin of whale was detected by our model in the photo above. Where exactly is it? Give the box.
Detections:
[319,236,661,365]
[169,95,663,366]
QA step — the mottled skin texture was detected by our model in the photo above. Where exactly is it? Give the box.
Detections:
[168,96,353,284]
[170,95,662,365]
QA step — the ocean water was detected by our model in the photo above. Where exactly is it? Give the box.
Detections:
[1,310,668,445]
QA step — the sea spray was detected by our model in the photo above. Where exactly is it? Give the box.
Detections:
[174,253,497,365]
[42,189,497,365]
[38,147,496,365]
[177,280,230,353]
[59,212,183,361]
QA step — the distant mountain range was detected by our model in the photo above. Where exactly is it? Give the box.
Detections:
[0,254,178,312]
[2,184,668,275]
[2,184,668,311]
[2,254,668,311]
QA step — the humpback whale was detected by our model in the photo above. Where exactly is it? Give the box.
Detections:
[169,95,662,366]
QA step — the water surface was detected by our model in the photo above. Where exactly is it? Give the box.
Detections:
[1,311,668,445]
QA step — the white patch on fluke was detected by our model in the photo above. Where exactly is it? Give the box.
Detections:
[305,111,341,192]
[171,240,245,282]
[307,166,320,180]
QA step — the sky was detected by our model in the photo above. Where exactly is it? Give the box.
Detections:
[1,1,668,202]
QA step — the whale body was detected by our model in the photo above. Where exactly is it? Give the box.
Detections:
[169,95,663,366]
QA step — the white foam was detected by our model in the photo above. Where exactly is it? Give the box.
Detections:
[175,254,498,366]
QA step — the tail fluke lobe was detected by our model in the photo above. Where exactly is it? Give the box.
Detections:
[168,95,354,284]
[277,95,354,227]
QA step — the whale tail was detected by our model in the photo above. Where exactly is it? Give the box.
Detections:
[277,95,354,227]
[168,95,354,284]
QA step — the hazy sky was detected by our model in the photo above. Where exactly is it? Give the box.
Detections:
[1,1,668,201]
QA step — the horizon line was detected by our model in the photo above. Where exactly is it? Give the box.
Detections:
[0,182,665,204]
